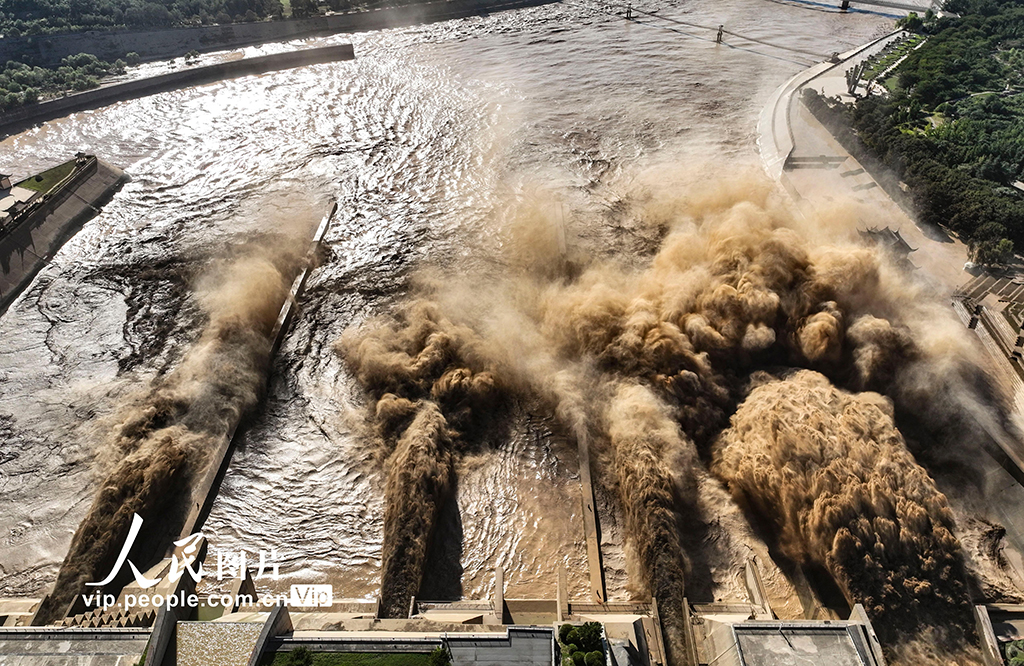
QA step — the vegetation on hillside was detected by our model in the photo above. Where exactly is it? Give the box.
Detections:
[0,0,415,36]
[832,0,1024,266]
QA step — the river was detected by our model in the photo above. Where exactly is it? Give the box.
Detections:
[0,0,911,604]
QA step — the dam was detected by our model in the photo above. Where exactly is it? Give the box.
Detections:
[2,0,1020,664]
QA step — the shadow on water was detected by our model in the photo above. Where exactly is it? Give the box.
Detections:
[733,495,851,618]
[677,511,725,604]
[418,475,466,602]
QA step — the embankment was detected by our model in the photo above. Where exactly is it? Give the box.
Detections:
[0,0,558,67]
[0,156,126,316]
[0,44,355,139]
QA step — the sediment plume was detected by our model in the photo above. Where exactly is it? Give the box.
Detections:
[338,302,503,617]
[604,382,695,661]
[378,402,454,618]
[36,254,291,625]
[339,173,1018,659]
[712,370,974,647]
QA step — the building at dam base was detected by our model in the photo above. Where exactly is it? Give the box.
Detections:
[1,555,965,666]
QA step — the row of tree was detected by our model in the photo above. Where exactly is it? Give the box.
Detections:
[837,0,1024,265]
[0,0,404,35]
[0,0,289,35]
[0,0,424,109]
[0,52,135,111]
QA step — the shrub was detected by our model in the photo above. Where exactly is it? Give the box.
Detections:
[428,646,451,666]
[584,651,604,666]
[571,652,587,666]
[284,646,313,666]
[575,622,602,653]
[558,623,574,645]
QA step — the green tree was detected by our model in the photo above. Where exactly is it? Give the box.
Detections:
[898,12,924,33]
[972,237,1014,265]
[575,622,602,653]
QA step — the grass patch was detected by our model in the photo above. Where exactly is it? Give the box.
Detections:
[262,651,432,666]
[859,34,925,84]
[16,159,77,193]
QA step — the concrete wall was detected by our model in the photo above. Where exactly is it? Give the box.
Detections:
[0,0,558,67]
[0,158,126,316]
[0,44,354,137]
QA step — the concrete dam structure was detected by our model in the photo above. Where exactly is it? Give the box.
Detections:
[0,156,126,316]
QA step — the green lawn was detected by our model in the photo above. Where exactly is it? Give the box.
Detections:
[16,159,78,193]
[262,651,432,666]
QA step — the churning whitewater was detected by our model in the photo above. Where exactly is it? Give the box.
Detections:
[35,245,300,624]
[339,174,1021,662]
[3,0,1018,663]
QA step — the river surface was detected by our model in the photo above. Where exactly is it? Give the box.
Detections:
[0,0,914,604]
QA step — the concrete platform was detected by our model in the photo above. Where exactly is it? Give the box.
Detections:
[269,626,554,665]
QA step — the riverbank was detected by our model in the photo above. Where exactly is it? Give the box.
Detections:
[757,29,971,290]
[0,44,356,140]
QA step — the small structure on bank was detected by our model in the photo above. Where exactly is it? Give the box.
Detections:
[0,174,41,227]
[859,225,917,271]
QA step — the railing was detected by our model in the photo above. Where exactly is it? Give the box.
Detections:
[568,602,651,615]
[417,601,494,612]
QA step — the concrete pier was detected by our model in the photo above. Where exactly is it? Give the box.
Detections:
[176,200,337,545]
[0,156,126,317]
[576,435,606,603]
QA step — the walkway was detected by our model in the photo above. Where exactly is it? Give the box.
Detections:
[758,30,970,293]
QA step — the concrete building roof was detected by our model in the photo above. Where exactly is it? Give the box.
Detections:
[733,624,880,666]
[0,186,39,214]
